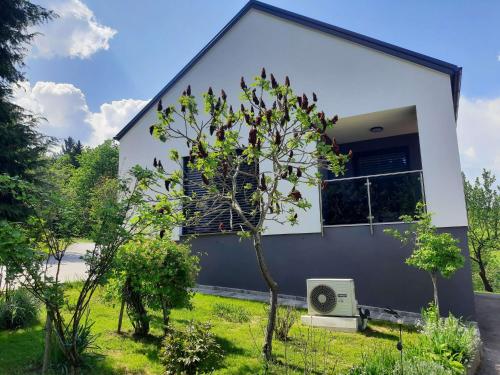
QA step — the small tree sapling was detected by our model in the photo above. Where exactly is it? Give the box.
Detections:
[385,203,464,313]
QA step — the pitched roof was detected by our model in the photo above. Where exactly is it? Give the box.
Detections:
[115,0,462,140]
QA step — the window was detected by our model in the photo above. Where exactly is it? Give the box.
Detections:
[354,148,409,176]
[182,157,259,235]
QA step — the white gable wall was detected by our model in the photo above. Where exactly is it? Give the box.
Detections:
[119,9,467,234]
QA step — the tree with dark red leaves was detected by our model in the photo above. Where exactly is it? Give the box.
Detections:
[143,69,351,361]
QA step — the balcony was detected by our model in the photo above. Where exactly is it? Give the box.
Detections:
[321,170,425,232]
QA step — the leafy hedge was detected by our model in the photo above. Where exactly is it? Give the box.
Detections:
[349,306,479,375]
[0,288,39,329]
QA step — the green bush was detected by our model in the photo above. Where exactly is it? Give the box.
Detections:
[212,302,250,323]
[50,312,100,373]
[274,305,298,341]
[348,350,396,375]
[400,357,453,375]
[349,351,454,375]
[0,289,39,329]
[416,305,479,373]
[350,306,479,375]
[108,237,199,335]
[160,321,224,375]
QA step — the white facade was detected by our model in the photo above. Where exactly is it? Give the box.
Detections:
[118,8,467,236]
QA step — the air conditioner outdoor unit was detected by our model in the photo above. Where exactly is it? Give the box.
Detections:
[306,278,358,317]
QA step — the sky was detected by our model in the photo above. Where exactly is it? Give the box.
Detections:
[13,0,500,179]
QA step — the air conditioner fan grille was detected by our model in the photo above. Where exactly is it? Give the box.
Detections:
[310,284,337,314]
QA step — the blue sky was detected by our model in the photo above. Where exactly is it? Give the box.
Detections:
[14,0,500,178]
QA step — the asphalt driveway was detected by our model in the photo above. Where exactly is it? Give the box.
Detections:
[475,292,500,375]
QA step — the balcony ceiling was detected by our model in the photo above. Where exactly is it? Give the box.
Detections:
[327,106,418,144]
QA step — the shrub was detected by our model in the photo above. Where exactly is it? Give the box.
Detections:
[109,237,200,335]
[212,302,250,323]
[399,357,453,375]
[0,288,39,329]
[160,321,224,375]
[348,350,397,375]
[349,352,453,375]
[50,312,100,372]
[274,305,298,341]
[416,305,479,373]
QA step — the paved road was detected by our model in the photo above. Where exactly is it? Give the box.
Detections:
[475,293,500,375]
[47,242,93,282]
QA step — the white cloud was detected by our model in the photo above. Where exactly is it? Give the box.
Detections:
[13,81,147,146]
[457,96,500,179]
[87,99,148,146]
[32,0,117,59]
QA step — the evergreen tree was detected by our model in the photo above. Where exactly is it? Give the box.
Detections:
[0,0,54,220]
[61,137,84,167]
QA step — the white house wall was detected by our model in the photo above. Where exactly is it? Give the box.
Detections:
[118,8,468,234]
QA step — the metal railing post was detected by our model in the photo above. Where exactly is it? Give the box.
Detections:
[419,171,426,207]
[365,177,374,235]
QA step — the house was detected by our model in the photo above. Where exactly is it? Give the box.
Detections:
[115,1,475,317]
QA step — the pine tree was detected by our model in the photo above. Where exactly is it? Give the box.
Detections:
[0,0,54,220]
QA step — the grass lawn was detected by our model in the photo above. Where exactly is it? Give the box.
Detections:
[0,283,420,374]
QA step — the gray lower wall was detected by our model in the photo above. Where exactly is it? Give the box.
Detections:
[185,224,476,319]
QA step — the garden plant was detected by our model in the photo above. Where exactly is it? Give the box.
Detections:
[463,169,500,292]
[385,203,464,313]
[107,236,200,336]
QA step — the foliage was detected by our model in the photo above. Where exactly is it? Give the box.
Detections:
[273,305,298,341]
[0,219,37,296]
[398,357,453,375]
[384,203,464,311]
[348,351,453,375]
[414,305,479,373]
[0,171,151,372]
[0,288,39,330]
[0,116,52,221]
[109,237,199,335]
[49,310,100,374]
[160,321,224,375]
[348,350,397,375]
[0,0,53,95]
[143,69,350,359]
[212,302,250,323]
[463,170,500,292]
[58,140,120,237]
[0,0,54,221]
[61,137,83,167]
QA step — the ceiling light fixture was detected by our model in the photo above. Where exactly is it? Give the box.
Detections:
[370,126,384,133]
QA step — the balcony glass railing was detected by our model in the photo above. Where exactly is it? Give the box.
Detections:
[321,170,424,231]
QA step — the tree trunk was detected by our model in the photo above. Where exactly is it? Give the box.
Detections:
[162,300,170,334]
[117,298,125,333]
[69,364,81,375]
[124,277,149,336]
[478,260,494,292]
[252,233,278,362]
[4,267,10,302]
[42,311,52,375]
[430,273,439,314]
